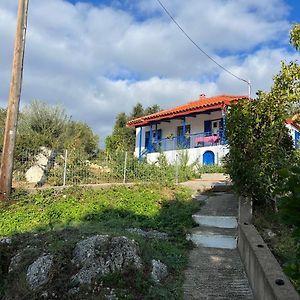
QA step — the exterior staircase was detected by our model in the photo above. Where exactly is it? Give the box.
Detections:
[184,189,254,299]
[187,192,238,250]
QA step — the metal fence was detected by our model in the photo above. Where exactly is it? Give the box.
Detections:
[12,148,199,189]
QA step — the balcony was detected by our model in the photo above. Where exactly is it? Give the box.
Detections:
[146,130,226,153]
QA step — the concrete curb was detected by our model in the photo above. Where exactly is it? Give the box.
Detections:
[238,223,300,300]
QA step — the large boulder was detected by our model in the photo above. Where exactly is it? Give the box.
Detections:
[25,147,56,185]
[25,165,46,184]
[71,235,142,285]
[26,254,54,291]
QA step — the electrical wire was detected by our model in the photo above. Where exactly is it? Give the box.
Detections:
[155,0,250,85]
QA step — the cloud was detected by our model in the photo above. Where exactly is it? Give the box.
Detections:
[0,0,298,147]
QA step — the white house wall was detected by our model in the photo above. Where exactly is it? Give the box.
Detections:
[146,145,229,166]
[286,123,300,146]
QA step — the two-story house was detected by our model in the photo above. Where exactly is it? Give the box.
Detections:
[127,94,300,165]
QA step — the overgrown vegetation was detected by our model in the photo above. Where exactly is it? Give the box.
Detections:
[274,166,300,291]
[0,100,100,159]
[225,24,300,207]
[225,23,300,291]
[0,184,199,299]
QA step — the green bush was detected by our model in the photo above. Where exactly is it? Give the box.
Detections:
[275,166,300,291]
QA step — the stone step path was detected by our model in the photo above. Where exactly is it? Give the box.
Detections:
[183,187,253,299]
[187,226,237,249]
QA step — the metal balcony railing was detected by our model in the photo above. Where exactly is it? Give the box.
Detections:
[146,130,226,153]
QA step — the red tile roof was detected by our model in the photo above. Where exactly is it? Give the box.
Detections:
[287,118,300,131]
[127,94,248,127]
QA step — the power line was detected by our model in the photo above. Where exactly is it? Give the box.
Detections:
[155,0,250,86]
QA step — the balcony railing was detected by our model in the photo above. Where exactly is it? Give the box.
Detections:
[146,130,226,153]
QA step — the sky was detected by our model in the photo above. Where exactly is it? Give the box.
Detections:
[0,0,299,147]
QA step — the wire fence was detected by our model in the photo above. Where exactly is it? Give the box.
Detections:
[11,148,203,189]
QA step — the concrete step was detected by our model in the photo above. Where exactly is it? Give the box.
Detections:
[193,214,238,229]
[187,227,237,249]
[199,193,238,217]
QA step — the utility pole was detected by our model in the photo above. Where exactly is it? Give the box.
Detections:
[0,0,29,200]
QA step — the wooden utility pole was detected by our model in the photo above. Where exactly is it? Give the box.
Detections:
[0,0,29,200]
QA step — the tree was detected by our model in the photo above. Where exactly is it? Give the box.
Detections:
[63,121,99,156]
[290,23,300,50]
[224,23,300,208]
[13,100,99,155]
[106,103,161,154]
[17,100,70,149]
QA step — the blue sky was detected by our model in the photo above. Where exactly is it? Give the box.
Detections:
[0,0,299,145]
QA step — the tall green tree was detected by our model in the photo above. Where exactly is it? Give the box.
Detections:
[225,23,300,208]
[106,103,161,154]
[14,100,99,155]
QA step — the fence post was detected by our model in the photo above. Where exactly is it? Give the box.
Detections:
[63,149,68,186]
[123,151,128,184]
[175,153,179,185]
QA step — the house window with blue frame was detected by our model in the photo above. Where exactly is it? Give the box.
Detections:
[177,125,191,148]
[145,129,162,152]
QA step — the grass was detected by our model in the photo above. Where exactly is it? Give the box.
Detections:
[0,184,200,299]
[253,207,299,293]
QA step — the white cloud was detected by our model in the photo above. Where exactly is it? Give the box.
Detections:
[0,0,298,147]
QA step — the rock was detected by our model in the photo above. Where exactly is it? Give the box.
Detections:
[40,291,49,299]
[266,229,276,238]
[71,235,142,285]
[151,259,168,283]
[0,237,12,245]
[126,228,169,240]
[25,165,46,184]
[9,247,36,273]
[68,287,80,296]
[26,254,54,291]
[104,288,118,300]
[9,252,23,273]
[25,147,56,185]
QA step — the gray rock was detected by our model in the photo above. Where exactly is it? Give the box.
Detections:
[151,259,168,283]
[104,288,118,300]
[40,291,49,299]
[68,287,80,296]
[26,254,54,291]
[9,252,23,273]
[71,235,142,285]
[0,237,12,245]
[25,147,56,185]
[26,165,46,184]
[126,228,169,240]
[266,229,276,238]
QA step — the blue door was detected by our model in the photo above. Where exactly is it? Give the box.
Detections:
[203,151,215,165]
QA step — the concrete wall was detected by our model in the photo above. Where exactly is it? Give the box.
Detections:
[238,223,300,300]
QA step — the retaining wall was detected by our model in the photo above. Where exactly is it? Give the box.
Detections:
[238,219,299,299]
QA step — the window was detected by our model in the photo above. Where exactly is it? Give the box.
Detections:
[177,125,191,148]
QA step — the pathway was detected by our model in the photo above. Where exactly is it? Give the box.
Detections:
[182,176,253,300]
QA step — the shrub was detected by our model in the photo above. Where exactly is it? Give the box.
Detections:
[275,166,300,290]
